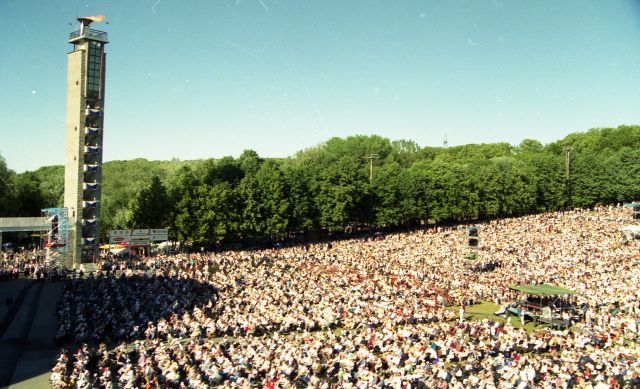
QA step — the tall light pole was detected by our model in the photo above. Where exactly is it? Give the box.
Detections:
[563,146,573,208]
[364,154,379,183]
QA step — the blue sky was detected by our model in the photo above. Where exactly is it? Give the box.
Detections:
[1,0,639,172]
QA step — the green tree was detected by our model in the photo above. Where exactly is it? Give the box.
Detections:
[238,149,263,175]
[14,172,46,216]
[27,165,64,208]
[372,162,405,226]
[168,166,199,242]
[101,159,170,232]
[518,151,565,212]
[314,156,371,230]
[128,175,172,228]
[390,139,422,168]
[605,148,640,202]
[239,161,289,238]
[418,161,477,222]
[517,139,543,154]
[7,125,640,242]
[189,183,240,243]
[474,158,537,217]
[282,163,317,233]
[0,154,16,216]
[201,156,244,186]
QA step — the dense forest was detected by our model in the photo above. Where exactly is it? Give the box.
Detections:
[1,125,639,244]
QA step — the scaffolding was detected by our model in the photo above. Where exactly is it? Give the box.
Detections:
[42,208,70,267]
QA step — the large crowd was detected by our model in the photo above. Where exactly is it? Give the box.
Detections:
[0,250,52,280]
[45,205,640,387]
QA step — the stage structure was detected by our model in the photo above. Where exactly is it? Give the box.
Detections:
[42,208,70,266]
[64,15,108,265]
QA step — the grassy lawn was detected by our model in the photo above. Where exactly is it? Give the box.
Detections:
[454,301,544,333]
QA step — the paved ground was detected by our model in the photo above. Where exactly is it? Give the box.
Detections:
[0,280,30,333]
[0,280,63,389]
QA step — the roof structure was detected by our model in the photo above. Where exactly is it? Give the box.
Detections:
[0,217,49,232]
[508,284,577,296]
[622,225,640,233]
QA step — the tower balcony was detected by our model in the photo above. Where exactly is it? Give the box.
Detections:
[82,218,98,227]
[84,115,102,128]
[82,208,97,219]
[82,237,97,245]
[85,126,101,136]
[86,107,102,117]
[69,28,108,44]
[83,163,100,173]
[82,200,99,208]
[84,145,101,154]
[83,182,99,191]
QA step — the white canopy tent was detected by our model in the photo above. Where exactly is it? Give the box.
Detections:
[622,225,640,239]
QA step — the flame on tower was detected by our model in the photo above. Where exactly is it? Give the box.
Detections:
[84,15,106,22]
[77,14,106,35]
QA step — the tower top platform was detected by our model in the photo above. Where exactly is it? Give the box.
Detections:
[68,16,108,44]
[69,29,108,43]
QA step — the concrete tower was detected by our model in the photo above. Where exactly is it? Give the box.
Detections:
[64,16,108,266]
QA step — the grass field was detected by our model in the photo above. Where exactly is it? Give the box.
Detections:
[455,301,544,333]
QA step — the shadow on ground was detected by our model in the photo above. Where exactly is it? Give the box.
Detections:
[0,274,219,388]
[54,274,219,345]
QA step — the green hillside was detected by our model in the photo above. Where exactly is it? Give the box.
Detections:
[1,125,638,243]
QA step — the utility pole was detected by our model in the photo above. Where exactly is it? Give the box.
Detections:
[563,146,573,208]
[443,133,448,148]
[364,154,379,183]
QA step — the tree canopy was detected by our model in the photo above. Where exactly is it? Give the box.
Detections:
[4,125,640,244]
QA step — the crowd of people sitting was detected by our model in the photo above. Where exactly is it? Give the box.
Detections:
[0,250,54,281]
[54,274,219,345]
[0,263,20,280]
[48,205,639,387]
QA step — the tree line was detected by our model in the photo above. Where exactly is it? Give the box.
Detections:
[1,125,638,244]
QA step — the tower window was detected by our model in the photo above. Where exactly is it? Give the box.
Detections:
[86,42,103,98]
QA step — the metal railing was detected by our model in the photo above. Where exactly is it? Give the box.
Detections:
[69,28,108,42]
